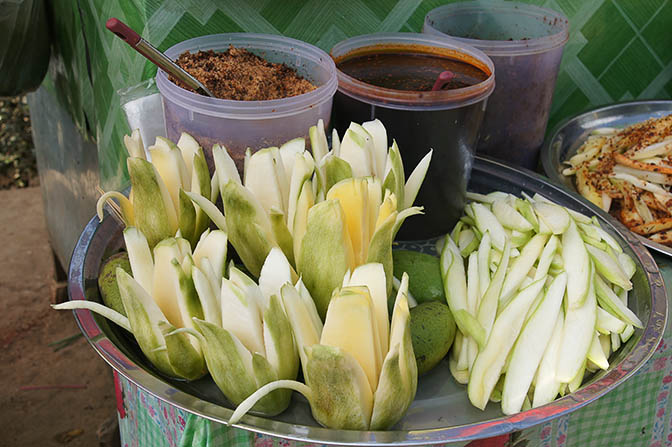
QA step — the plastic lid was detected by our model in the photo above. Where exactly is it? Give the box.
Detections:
[331,33,495,111]
[155,33,338,119]
[423,1,569,57]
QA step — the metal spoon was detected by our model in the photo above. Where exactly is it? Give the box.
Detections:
[106,18,216,98]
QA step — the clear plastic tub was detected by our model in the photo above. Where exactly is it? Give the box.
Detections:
[331,33,495,239]
[156,33,338,171]
[424,1,569,170]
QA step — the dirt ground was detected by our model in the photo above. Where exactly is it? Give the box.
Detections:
[0,186,117,447]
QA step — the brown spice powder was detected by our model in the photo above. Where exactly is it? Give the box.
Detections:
[170,46,316,101]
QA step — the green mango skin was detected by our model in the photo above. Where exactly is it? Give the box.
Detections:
[392,250,446,304]
[98,252,132,317]
[410,301,456,375]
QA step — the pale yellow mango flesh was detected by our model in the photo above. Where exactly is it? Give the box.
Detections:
[244,148,286,215]
[149,139,188,212]
[320,286,380,391]
[220,278,265,356]
[375,192,397,231]
[347,263,389,363]
[327,178,369,265]
[152,239,185,327]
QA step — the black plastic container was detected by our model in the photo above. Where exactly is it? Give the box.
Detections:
[331,33,495,239]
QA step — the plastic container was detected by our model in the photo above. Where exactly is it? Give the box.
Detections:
[156,34,338,171]
[424,1,569,170]
[331,33,495,239]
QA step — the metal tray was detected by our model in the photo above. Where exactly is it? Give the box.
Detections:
[68,157,667,446]
[541,100,672,257]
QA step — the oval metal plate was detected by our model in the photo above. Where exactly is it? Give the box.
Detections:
[68,157,667,445]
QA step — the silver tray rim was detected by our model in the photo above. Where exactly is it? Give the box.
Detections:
[67,156,667,446]
[541,99,672,258]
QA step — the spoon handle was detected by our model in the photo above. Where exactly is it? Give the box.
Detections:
[106,18,215,98]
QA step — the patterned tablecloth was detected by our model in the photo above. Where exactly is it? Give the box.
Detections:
[114,255,672,447]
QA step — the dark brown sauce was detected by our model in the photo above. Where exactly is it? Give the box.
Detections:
[337,52,488,92]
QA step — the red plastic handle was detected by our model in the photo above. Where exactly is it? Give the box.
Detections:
[106,18,141,46]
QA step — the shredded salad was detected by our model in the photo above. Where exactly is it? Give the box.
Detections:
[563,114,672,246]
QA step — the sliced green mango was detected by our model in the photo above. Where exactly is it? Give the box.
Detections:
[403,150,432,210]
[327,178,370,265]
[477,232,492,297]
[361,119,388,179]
[221,181,275,277]
[501,273,566,415]
[220,278,265,355]
[159,321,206,380]
[292,180,315,268]
[533,201,570,235]
[562,219,590,308]
[124,129,145,160]
[532,309,564,408]
[192,319,261,406]
[287,153,314,232]
[116,268,175,377]
[303,345,373,430]
[298,200,354,319]
[492,200,534,232]
[98,252,131,317]
[192,229,228,289]
[500,234,548,304]
[586,331,609,370]
[586,244,632,291]
[515,198,539,233]
[382,141,405,208]
[244,147,286,215]
[96,190,135,226]
[340,125,374,178]
[441,235,467,313]
[309,119,329,166]
[323,155,353,193]
[127,157,178,248]
[280,283,321,368]
[477,240,510,337]
[190,149,212,239]
[452,309,486,349]
[175,132,200,182]
[262,294,299,381]
[594,274,643,328]
[172,257,204,332]
[178,188,197,245]
[556,263,597,382]
[149,137,189,211]
[279,138,305,177]
[269,209,295,267]
[321,287,380,392]
[347,263,390,357]
[367,212,396,299]
[472,202,507,251]
[468,278,545,410]
[152,238,185,327]
[192,264,221,326]
[212,144,242,186]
